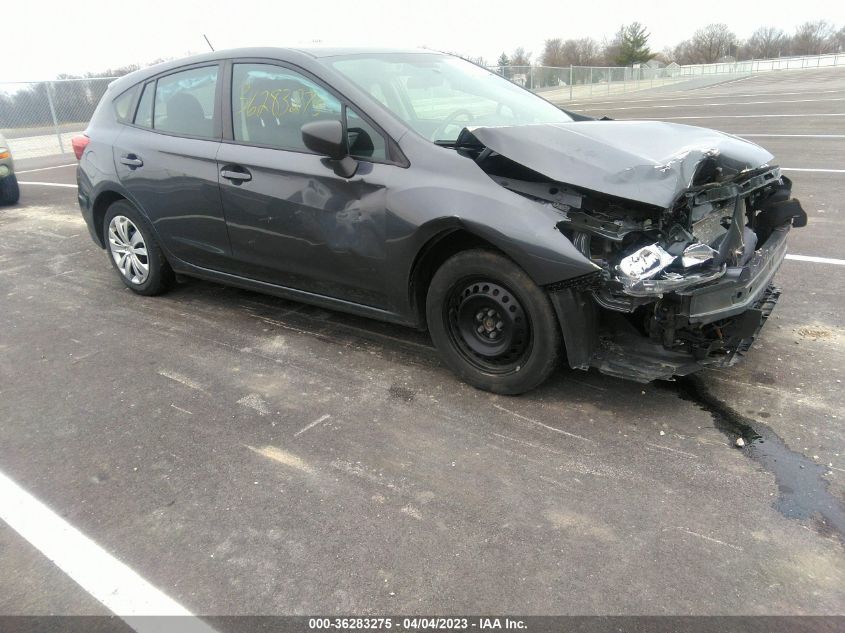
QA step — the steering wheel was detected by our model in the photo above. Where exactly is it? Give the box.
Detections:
[430,108,475,141]
[496,102,517,121]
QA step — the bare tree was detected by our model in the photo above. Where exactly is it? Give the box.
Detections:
[745,26,788,59]
[659,46,677,63]
[835,26,845,53]
[540,38,566,67]
[601,28,625,66]
[674,24,736,64]
[560,38,601,66]
[510,47,532,67]
[791,20,837,55]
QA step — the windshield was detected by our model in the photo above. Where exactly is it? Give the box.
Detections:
[327,53,572,143]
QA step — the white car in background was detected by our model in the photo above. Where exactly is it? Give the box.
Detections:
[0,132,20,205]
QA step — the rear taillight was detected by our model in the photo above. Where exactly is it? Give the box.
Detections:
[72,135,90,160]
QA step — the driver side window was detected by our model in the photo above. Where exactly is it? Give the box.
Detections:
[232,63,388,162]
[232,63,342,151]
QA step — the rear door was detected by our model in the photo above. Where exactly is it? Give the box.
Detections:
[113,63,230,270]
[215,60,395,308]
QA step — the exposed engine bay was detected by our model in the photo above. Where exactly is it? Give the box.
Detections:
[455,121,808,381]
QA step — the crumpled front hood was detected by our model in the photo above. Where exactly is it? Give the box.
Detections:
[464,121,775,208]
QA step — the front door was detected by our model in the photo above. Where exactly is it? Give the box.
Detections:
[217,62,394,308]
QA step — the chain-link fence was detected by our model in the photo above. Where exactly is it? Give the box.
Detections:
[3,52,845,162]
[491,52,845,102]
[491,64,689,101]
[0,77,115,161]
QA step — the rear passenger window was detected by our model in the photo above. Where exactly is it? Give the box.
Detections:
[134,82,154,128]
[153,66,218,138]
[232,63,341,151]
[113,86,139,123]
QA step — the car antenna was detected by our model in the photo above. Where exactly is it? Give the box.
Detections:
[203,34,215,52]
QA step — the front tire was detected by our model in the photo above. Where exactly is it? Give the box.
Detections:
[426,249,561,394]
[103,200,174,296]
[0,174,19,205]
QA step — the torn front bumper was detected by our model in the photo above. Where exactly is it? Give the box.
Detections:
[680,224,788,323]
[549,224,790,383]
[588,283,781,383]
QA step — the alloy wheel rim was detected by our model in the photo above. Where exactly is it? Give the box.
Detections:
[445,279,532,374]
[108,215,149,285]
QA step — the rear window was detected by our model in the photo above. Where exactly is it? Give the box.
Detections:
[153,66,219,138]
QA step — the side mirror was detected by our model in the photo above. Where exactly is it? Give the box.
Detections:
[301,120,358,178]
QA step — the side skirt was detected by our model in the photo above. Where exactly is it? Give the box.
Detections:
[169,257,414,328]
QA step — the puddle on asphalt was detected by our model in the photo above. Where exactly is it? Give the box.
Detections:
[674,376,845,544]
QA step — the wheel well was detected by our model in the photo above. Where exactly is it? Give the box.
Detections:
[91,191,126,247]
[409,229,501,327]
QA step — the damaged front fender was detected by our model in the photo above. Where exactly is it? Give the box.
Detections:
[456,120,807,382]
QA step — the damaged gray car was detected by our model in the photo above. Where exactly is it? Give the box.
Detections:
[76,49,807,394]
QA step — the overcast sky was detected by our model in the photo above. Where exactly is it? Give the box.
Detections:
[6,0,845,81]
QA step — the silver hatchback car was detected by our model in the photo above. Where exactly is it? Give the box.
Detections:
[0,132,20,205]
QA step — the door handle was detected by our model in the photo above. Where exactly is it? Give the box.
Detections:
[220,168,252,183]
[119,154,143,168]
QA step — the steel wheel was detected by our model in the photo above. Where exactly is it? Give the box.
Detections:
[445,279,532,374]
[107,215,149,285]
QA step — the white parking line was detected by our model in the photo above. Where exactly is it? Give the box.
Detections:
[16,163,77,174]
[580,96,845,111]
[738,134,845,139]
[781,168,845,173]
[0,469,216,632]
[566,88,845,107]
[785,254,845,266]
[636,113,845,120]
[18,181,78,188]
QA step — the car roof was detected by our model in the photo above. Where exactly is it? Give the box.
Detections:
[290,46,433,58]
[107,47,440,94]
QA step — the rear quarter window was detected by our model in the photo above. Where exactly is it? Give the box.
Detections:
[113,85,139,123]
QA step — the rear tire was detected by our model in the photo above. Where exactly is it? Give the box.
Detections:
[103,200,174,296]
[426,249,561,395]
[0,174,19,205]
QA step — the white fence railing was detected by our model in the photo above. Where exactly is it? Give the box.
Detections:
[491,52,845,101]
[678,52,845,76]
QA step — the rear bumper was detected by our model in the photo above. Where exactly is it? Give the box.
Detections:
[76,167,101,246]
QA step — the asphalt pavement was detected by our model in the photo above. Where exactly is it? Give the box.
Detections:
[1,66,844,619]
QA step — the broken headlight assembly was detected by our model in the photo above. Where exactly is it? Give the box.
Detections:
[558,167,794,306]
